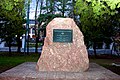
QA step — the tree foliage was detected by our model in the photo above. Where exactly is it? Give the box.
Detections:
[55,0,72,16]
[76,0,120,18]
[37,0,74,25]
[0,0,25,10]
[75,0,120,41]
[0,0,27,54]
[75,0,120,56]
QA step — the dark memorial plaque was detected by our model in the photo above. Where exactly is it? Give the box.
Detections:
[53,29,73,43]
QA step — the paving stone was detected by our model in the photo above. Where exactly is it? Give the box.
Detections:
[0,62,120,80]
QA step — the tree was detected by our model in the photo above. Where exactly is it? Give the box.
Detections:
[35,0,62,53]
[34,0,40,53]
[0,18,15,56]
[68,0,76,18]
[0,0,25,11]
[75,0,120,18]
[86,0,120,17]
[56,0,72,17]
[75,0,120,57]
[37,0,74,26]
[15,0,27,53]
[0,0,27,55]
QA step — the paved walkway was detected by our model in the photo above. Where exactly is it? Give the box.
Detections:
[0,62,120,80]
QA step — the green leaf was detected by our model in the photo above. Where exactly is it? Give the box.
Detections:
[117,3,120,8]
[86,0,91,2]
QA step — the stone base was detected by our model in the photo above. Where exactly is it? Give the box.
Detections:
[0,62,120,80]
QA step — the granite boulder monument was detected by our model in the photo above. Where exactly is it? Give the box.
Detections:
[36,18,89,72]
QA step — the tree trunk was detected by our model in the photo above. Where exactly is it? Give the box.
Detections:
[8,42,12,56]
[72,0,76,19]
[26,0,30,55]
[17,35,21,53]
[62,0,65,17]
[93,41,97,57]
[35,0,40,53]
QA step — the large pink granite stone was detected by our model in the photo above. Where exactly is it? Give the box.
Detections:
[36,18,89,72]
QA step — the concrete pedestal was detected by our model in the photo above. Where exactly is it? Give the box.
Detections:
[0,62,120,80]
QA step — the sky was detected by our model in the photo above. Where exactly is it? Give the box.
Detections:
[28,0,73,19]
[29,0,40,19]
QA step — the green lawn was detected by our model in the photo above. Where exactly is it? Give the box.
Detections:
[0,52,39,73]
[0,52,120,75]
[90,58,120,75]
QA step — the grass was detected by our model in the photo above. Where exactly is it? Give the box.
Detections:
[0,52,120,75]
[90,56,120,75]
[0,52,39,73]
